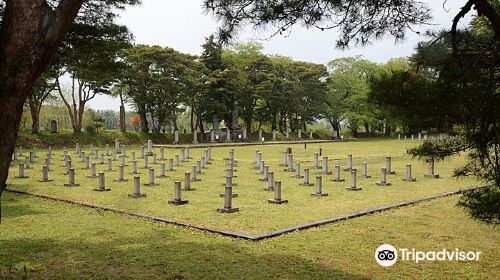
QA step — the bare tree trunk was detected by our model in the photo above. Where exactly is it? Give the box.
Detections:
[119,91,126,132]
[136,103,148,133]
[28,97,41,134]
[190,106,195,132]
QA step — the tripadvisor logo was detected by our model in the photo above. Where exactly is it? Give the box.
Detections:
[375,244,481,267]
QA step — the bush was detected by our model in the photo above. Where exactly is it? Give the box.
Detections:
[458,186,500,224]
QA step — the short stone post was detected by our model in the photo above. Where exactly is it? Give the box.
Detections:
[269,181,288,204]
[160,147,165,160]
[64,168,80,187]
[263,171,274,191]
[191,165,200,181]
[313,152,319,169]
[175,154,180,166]
[260,165,269,181]
[94,172,111,192]
[385,156,395,174]
[115,138,120,153]
[286,154,295,172]
[15,163,28,179]
[196,160,202,174]
[121,145,127,158]
[272,130,276,141]
[83,156,90,170]
[106,144,110,156]
[131,160,140,174]
[361,161,371,178]
[300,168,314,186]
[169,158,174,171]
[157,162,167,178]
[152,153,157,165]
[106,158,113,172]
[186,146,191,159]
[144,168,159,186]
[100,154,105,165]
[184,171,195,191]
[346,170,363,191]
[311,176,328,196]
[142,156,149,169]
[24,156,32,169]
[168,181,188,205]
[140,146,145,159]
[147,140,153,156]
[220,176,238,198]
[120,154,127,167]
[322,156,332,175]
[376,168,391,186]
[180,147,186,162]
[331,165,345,182]
[88,162,98,178]
[217,183,239,213]
[425,159,439,178]
[403,164,417,182]
[63,157,71,173]
[114,165,128,182]
[298,129,302,139]
[128,176,147,198]
[293,162,303,178]
[345,154,353,171]
[259,160,265,174]
[38,165,52,182]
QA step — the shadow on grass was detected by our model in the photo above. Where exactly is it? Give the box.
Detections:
[0,195,44,220]
[0,194,370,280]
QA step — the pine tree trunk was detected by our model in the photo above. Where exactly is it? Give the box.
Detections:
[0,1,84,220]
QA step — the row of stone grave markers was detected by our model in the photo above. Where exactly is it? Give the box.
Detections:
[11,140,257,213]
[11,141,441,215]
[397,133,448,141]
[190,127,316,144]
[251,147,440,196]
[278,148,440,189]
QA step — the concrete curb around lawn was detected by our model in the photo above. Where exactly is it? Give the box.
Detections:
[5,185,487,241]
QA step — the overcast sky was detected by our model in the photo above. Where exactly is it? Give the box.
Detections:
[87,0,473,111]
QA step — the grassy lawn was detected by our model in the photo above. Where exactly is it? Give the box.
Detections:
[7,139,479,234]
[0,192,498,279]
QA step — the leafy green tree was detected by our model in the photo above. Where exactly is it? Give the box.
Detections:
[121,45,193,133]
[325,57,382,138]
[27,63,61,134]
[56,23,132,133]
[200,35,234,132]
[371,16,500,223]
[224,42,274,132]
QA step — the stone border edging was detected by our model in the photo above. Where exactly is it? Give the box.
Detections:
[5,185,486,241]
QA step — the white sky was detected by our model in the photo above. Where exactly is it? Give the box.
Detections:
[87,0,473,111]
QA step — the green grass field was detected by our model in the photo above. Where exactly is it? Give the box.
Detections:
[7,139,479,234]
[1,192,498,279]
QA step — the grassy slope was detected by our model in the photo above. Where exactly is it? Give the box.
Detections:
[7,140,479,234]
[0,192,498,279]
